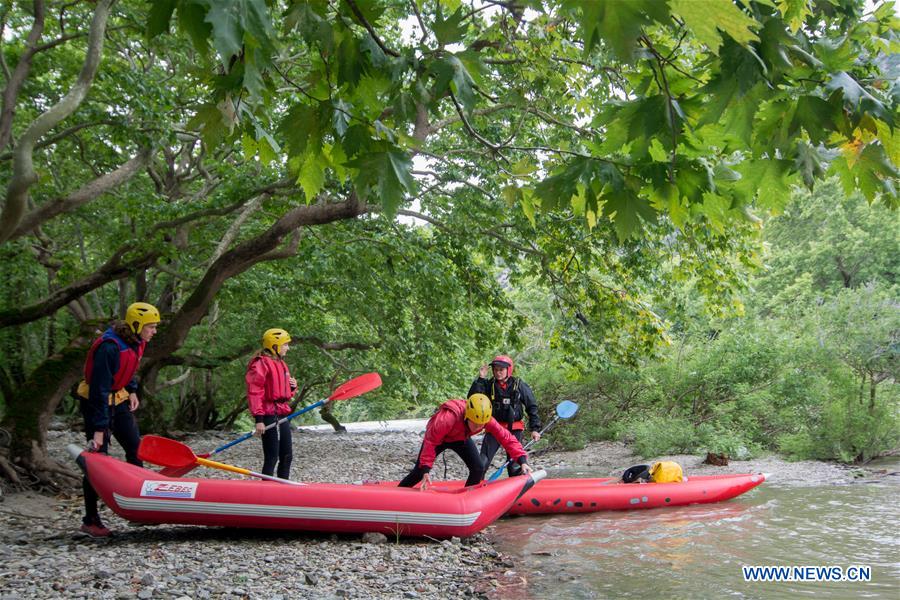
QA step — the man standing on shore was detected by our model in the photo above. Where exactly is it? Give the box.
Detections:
[469,355,542,477]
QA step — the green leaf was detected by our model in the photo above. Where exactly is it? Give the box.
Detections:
[603,191,656,242]
[699,41,766,129]
[650,182,689,228]
[734,158,793,212]
[298,151,327,201]
[876,119,899,167]
[257,137,276,165]
[147,0,177,39]
[533,157,606,212]
[826,72,892,126]
[278,103,320,156]
[332,99,352,137]
[285,0,333,51]
[240,131,258,160]
[573,0,669,62]
[176,1,212,54]
[239,0,275,55]
[204,1,243,65]
[753,99,796,152]
[346,142,417,217]
[776,0,811,33]
[519,189,537,228]
[794,95,841,145]
[337,33,365,86]
[670,0,760,54]
[649,138,668,162]
[187,103,227,148]
[833,143,899,203]
[794,141,827,188]
[432,5,467,46]
[698,191,731,233]
[435,55,475,114]
[501,185,519,209]
[242,46,265,98]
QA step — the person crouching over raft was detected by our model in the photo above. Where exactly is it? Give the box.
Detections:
[246,328,297,479]
[398,394,532,490]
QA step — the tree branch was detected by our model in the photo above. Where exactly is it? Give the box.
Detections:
[9,147,152,240]
[158,344,256,369]
[343,0,400,57]
[293,336,379,351]
[0,119,120,162]
[143,192,367,361]
[396,208,540,255]
[0,0,114,244]
[0,0,46,152]
[0,245,159,328]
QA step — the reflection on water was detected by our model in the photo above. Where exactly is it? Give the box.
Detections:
[490,477,900,599]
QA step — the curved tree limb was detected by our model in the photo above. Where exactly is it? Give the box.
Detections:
[9,147,152,240]
[292,336,380,351]
[0,0,45,152]
[0,246,159,328]
[343,0,400,57]
[0,0,114,244]
[143,192,367,361]
[0,119,120,162]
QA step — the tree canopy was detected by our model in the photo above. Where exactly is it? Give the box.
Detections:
[0,0,897,485]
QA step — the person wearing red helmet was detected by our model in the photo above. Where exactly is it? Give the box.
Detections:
[398,394,531,489]
[469,354,542,477]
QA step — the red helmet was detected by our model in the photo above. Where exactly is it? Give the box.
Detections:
[489,354,514,376]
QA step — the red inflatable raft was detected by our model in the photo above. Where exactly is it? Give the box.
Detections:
[74,450,545,538]
[423,473,767,515]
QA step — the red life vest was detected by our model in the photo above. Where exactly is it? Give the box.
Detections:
[246,354,293,416]
[83,328,145,391]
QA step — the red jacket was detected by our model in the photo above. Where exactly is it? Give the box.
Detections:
[245,354,293,417]
[419,399,527,470]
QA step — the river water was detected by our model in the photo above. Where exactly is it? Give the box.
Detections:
[489,462,900,599]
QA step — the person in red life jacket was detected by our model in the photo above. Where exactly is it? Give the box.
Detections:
[79,301,160,538]
[469,354,542,477]
[398,394,532,489]
[246,328,297,479]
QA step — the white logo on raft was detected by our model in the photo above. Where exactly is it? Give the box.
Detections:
[140,480,198,499]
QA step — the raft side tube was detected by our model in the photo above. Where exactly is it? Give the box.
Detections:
[515,469,547,501]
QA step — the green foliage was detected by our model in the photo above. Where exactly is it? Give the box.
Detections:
[778,394,900,463]
[146,0,898,232]
[518,182,898,463]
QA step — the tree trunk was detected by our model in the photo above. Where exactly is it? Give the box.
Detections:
[0,326,94,488]
[869,372,876,413]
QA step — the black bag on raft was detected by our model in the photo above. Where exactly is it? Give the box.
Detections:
[621,464,651,483]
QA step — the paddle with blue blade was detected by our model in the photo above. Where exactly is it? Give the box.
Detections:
[487,399,579,482]
[159,372,382,477]
[139,435,304,486]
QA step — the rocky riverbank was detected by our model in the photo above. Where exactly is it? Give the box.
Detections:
[0,425,879,600]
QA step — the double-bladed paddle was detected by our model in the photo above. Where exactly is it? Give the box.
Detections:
[487,399,579,482]
[159,372,382,477]
[139,434,305,485]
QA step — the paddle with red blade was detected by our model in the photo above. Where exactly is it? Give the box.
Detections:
[159,372,382,477]
[139,434,305,485]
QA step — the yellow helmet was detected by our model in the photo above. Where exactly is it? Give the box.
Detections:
[262,328,291,354]
[125,302,161,334]
[465,393,492,425]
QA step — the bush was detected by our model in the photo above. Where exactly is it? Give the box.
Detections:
[779,396,900,463]
[621,414,697,458]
